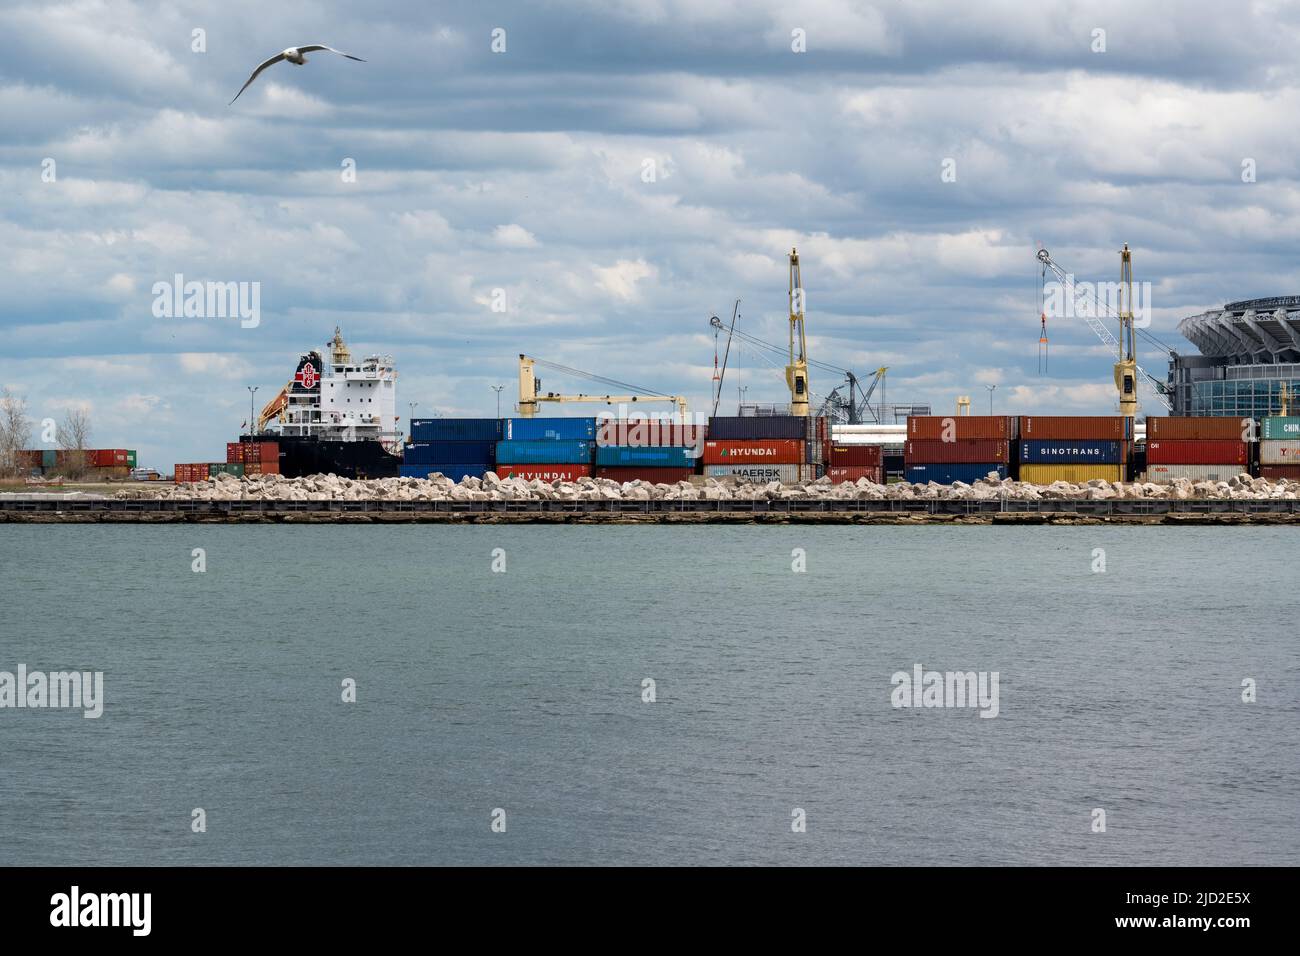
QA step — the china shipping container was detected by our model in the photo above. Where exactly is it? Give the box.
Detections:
[702,439,804,465]
[495,439,593,464]
[829,444,882,466]
[502,417,597,441]
[1146,440,1248,465]
[705,416,809,440]
[1018,440,1127,464]
[827,465,883,484]
[596,420,706,447]
[1259,439,1300,465]
[411,418,504,442]
[1144,464,1246,482]
[404,440,497,465]
[1260,464,1300,480]
[1017,416,1133,440]
[1019,464,1125,484]
[594,467,695,483]
[1261,417,1300,441]
[399,464,491,481]
[703,463,815,482]
[495,464,593,482]
[905,440,1010,464]
[905,463,1007,484]
[1146,417,1250,441]
[906,415,1016,441]
[593,445,695,467]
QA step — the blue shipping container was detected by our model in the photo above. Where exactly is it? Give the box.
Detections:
[496,440,593,464]
[594,445,695,467]
[707,416,808,440]
[1019,440,1124,464]
[411,418,503,442]
[404,440,496,465]
[503,417,597,441]
[400,464,489,482]
[905,463,1007,484]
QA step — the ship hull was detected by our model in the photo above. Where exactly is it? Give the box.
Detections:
[245,436,401,479]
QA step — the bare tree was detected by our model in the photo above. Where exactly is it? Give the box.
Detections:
[0,387,32,477]
[58,406,93,477]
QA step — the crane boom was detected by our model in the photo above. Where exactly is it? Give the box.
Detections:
[1036,247,1172,411]
[786,248,811,416]
[517,355,688,421]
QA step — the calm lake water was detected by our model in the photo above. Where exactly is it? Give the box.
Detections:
[1,524,1296,866]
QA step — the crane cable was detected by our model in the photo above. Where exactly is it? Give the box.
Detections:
[529,358,673,399]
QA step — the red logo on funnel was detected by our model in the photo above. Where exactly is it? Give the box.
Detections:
[296,362,318,389]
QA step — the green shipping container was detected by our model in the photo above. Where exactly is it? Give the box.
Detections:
[41,449,57,469]
[126,450,137,466]
[208,463,244,477]
[1261,417,1300,441]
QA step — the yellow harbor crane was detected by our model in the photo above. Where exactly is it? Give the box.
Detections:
[1115,243,1139,420]
[786,247,811,417]
[517,355,688,420]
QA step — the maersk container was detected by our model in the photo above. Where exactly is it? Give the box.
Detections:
[495,439,593,464]
[1146,417,1250,441]
[702,439,804,464]
[904,463,1007,484]
[1261,417,1300,441]
[1018,416,1133,440]
[502,417,597,441]
[1260,440,1300,465]
[905,440,1009,464]
[594,445,695,467]
[706,416,808,440]
[1019,464,1124,484]
[496,464,592,482]
[1145,464,1246,482]
[704,463,813,482]
[410,418,503,442]
[906,416,1016,441]
[404,440,496,465]
[1146,440,1248,465]
[1019,440,1126,464]
[399,464,488,481]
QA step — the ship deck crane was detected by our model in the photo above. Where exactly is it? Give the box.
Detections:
[1036,246,1174,412]
[517,355,688,421]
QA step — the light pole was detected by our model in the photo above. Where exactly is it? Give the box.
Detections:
[985,384,997,415]
[491,385,504,418]
[408,402,418,436]
[247,386,258,437]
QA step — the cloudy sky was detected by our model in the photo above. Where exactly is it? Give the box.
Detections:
[3,0,1300,465]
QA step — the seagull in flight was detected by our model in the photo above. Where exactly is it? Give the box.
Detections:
[230,45,365,105]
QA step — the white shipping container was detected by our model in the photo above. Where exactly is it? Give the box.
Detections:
[1260,440,1300,465]
[1144,464,1248,482]
[704,464,814,482]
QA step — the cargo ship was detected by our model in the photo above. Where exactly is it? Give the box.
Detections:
[246,328,402,479]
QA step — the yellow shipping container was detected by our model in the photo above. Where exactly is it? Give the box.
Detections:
[1019,464,1124,484]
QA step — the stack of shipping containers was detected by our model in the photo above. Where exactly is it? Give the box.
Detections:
[227,440,280,476]
[1017,416,1131,484]
[1145,417,1249,481]
[16,448,137,479]
[593,419,703,483]
[1259,416,1300,480]
[701,416,820,483]
[402,418,501,481]
[904,416,1015,484]
[826,443,883,484]
[495,417,595,482]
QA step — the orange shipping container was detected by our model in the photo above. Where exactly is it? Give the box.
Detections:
[907,416,1016,441]
[905,440,1010,464]
[1146,440,1248,465]
[226,442,243,463]
[1260,465,1300,480]
[827,465,882,484]
[1018,416,1133,440]
[829,444,882,466]
[1146,417,1250,441]
[702,439,805,464]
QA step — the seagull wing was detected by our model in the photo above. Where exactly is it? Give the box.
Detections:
[297,44,366,61]
[229,52,287,104]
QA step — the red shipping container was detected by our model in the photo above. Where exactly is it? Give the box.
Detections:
[907,416,1015,441]
[594,467,694,483]
[596,420,707,447]
[260,461,280,476]
[258,441,279,463]
[905,440,1010,464]
[1147,417,1250,441]
[1146,440,1248,465]
[1260,465,1300,480]
[829,444,882,466]
[702,439,804,464]
[496,464,592,482]
[226,442,242,463]
[244,462,262,476]
[827,465,883,484]
[1018,416,1132,440]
